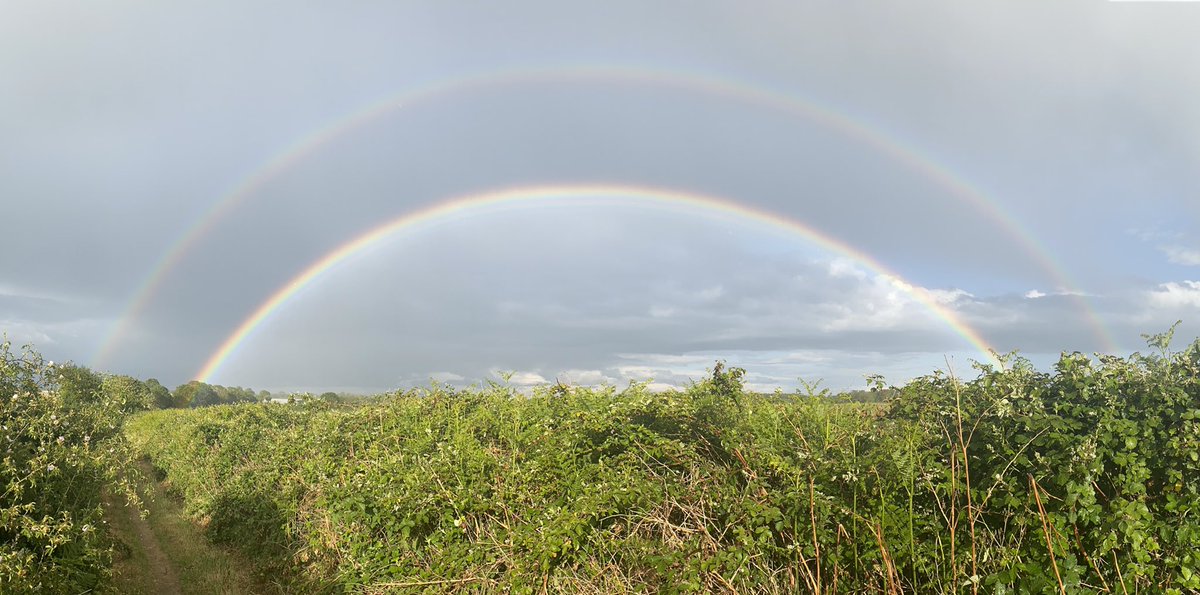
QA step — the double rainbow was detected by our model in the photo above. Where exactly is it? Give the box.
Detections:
[86,66,1115,377]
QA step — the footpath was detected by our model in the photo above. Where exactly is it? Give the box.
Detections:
[103,461,276,595]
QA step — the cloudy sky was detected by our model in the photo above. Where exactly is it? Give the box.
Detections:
[3,1,1199,393]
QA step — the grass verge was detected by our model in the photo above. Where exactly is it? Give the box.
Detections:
[104,460,279,595]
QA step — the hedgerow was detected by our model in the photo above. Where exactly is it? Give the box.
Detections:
[124,332,1200,593]
[0,341,144,594]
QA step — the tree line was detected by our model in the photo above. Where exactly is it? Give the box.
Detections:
[56,363,266,410]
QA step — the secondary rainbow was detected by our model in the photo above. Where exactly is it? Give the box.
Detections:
[97,66,1116,369]
[194,183,1003,382]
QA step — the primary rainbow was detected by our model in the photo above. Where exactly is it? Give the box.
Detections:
[194,183,1003,382]
[96,66,1117,369]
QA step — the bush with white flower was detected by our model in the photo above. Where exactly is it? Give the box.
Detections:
[1,340,141,594]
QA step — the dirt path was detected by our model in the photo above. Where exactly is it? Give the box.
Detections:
[109,483,183,594]
[104,461,270,595]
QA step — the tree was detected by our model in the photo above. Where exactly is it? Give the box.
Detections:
[144,378,173,409]
[57,364,103,407]
[100,374,151,412]
[190,384,220,408]
[172,381,201,408]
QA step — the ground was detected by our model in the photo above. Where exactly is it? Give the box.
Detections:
[103,461,276,595]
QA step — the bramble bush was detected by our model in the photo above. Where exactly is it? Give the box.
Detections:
[123,330,1200,592]
[0,341,144,594]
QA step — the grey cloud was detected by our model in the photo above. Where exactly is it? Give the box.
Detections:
[2,1,1197,392]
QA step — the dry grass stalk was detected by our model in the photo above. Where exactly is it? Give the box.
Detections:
[945,360,979,595]
[809,475,822,590]
[873,521,902,595]
[1029,474,1066,595]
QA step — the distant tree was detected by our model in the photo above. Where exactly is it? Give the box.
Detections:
[834,388,898,403]
[190,384,220,407]
[230,386,256,403]
[174,381,257,408]
[144,378,173,409]
[319,391,341,403]
[258,390,271,402]
[172,381,201,408]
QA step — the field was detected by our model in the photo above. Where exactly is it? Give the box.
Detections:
[4,329,1200,593]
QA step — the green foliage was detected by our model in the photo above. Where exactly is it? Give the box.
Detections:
[0,342,141,594]
[56,363,102,407]
[171,380,260,409]
[120,332,1200,593]
[100,374,153,413]
[144,378,173,409]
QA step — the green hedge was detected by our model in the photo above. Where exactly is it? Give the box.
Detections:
[1,342,142,594]
[125,335,1200,593]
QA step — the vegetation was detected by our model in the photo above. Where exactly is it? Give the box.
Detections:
[119,331,1200,593]
[5,328,1200,592]
[103,459,271,594]
[172,380,261,408]
[0,341,143,594]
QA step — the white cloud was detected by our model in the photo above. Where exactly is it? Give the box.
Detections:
[483,369,550,386]
[0,284,70,303]
[1146,281,1200,309]
[1163,246,1200,266]
[0,320,54,345]
[556,369,612,386]
[505,371,549,386]
[822,274,938,332]
[1025,289,1046,299]
[827,258,868,280]
[428,372,465,383]
[1128,228,1200,266]
[644,382,682,392]
[925,288,974,305]
[611,365,663,381]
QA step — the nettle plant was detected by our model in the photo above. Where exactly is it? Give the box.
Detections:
[0,340,142,594]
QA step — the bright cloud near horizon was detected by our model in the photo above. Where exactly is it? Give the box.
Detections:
[2,1,1198,394]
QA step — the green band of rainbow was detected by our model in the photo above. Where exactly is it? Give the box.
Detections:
[195,183,1002,383]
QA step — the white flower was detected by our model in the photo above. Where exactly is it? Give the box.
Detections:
[56,436,65,444]
[46,464,56,472]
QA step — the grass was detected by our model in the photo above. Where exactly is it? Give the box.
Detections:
[103,460,278,595]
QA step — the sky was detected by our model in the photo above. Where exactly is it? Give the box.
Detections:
[3,1,1199,394]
